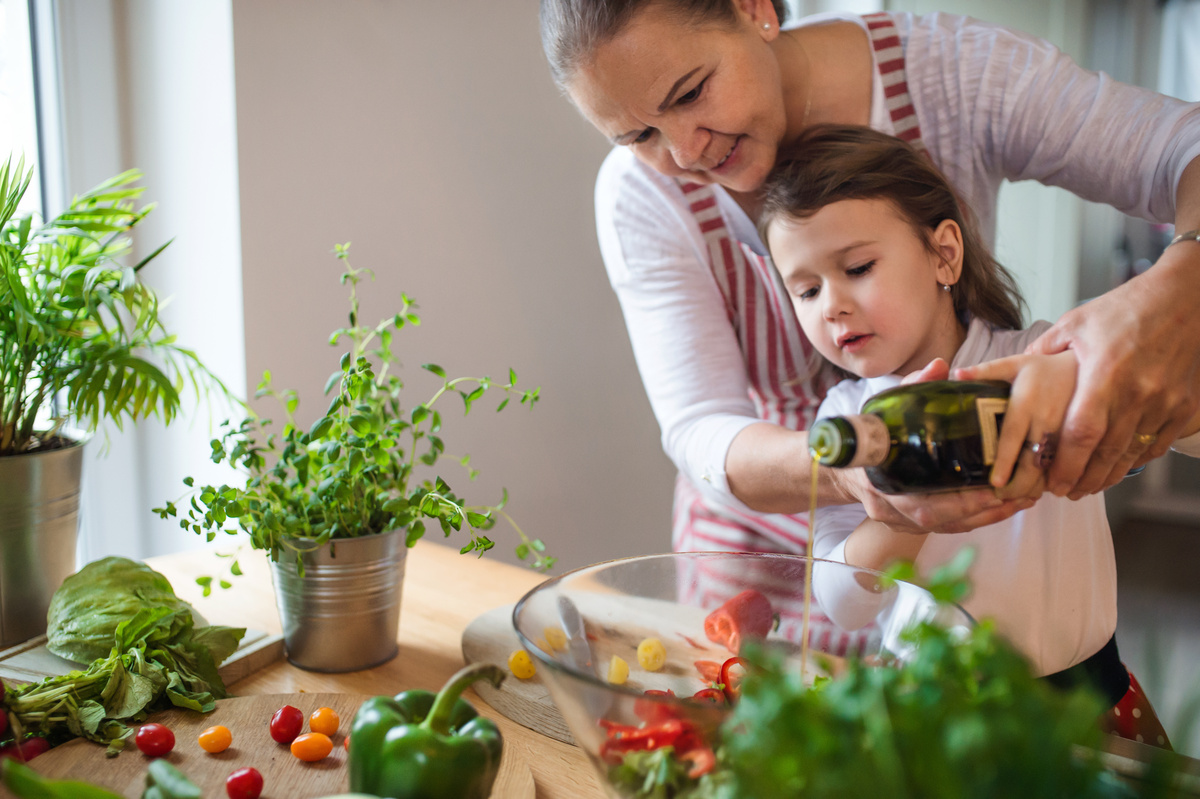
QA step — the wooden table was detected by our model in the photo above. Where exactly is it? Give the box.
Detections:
[146,540,604,798]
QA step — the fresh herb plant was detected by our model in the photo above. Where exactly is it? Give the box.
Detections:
[0,157,221,456]
[155,244,554,583]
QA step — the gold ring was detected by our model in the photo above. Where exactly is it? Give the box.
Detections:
[1135,432,1158,446]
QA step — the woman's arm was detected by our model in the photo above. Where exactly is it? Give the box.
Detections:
[914,15,1200,499]
[1025,157,1200,498]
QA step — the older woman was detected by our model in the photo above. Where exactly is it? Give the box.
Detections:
[540,0,1200,550]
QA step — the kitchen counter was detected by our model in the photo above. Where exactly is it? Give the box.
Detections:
[147,540,604,798]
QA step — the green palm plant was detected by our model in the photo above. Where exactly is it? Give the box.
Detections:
[0,156,221,455]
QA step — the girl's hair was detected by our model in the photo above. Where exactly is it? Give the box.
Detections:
[539,0,788,88]
[759,125,1025,331]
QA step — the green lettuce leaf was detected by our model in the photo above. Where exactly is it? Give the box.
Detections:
[46,558,205,663]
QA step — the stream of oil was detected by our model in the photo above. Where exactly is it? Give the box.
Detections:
[799,451,819,680]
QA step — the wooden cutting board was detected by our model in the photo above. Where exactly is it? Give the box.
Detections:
[461,605,574,745]
[7,693,533,799]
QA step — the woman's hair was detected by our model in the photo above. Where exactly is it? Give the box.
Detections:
[540,0,788,88]
[759,125,1025,331]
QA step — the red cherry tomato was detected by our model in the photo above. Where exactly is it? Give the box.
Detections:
[226,766,264,799]
[0,737,50,762]
[269,704,304,744]
[135,723,175,757]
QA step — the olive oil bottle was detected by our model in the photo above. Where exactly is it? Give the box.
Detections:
[809,380,1010,494]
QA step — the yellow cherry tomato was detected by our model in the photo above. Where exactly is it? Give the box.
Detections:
[197,724,232,754]
[607,654,630,685]
[543,626,568,652]
[508,649,536,679]
[637,638,667,672]
[290,732,333,762]
[309,706,340,737]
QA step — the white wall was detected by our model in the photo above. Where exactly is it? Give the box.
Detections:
[230,1,676,572]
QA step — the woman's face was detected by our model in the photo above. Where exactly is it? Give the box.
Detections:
[766,198,964,379]
[567,2,787,193]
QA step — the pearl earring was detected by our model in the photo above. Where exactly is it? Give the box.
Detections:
[763,22,771,30]
[940,283,952,292]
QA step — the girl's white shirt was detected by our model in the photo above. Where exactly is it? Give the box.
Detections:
[812,319,1100,675]
[594,11,1200,511]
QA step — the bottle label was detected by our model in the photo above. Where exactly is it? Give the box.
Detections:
[846,414,891,468]
[975,397,1008,465]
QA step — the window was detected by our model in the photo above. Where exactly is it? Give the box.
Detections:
[0,0,43,214]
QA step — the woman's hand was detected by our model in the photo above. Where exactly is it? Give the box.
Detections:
[825,467,1032,534]
[1022,244,1200,499]
[952,350,1076,500]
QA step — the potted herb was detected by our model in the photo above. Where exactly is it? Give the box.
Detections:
[0,157,222,647]
[155,244,553,672]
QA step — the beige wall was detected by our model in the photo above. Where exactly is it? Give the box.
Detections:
[231,2,677,572]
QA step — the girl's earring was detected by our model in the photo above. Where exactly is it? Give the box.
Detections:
[940,283,952,292]
[763,22,771,30]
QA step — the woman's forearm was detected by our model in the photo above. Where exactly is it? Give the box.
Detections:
[725,423,850,513]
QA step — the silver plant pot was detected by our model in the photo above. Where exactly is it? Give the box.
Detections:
[0,435,85,648]
[270,529,407,672]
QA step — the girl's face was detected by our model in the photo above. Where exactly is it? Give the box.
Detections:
[566,1,787,194]
[766,198,965,379]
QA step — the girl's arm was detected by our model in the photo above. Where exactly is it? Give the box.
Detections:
[843,519,928,574]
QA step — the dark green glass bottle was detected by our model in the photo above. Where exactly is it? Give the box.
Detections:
[809,380,1010,494]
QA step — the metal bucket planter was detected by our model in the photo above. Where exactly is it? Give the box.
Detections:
[270,529,407,672]
[0,435,84,648]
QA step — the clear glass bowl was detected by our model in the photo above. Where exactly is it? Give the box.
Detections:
[512,552,973,797]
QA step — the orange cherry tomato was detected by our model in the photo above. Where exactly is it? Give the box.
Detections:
[198,724,233,753]
[309,706,339,737]
[290,732,333,762]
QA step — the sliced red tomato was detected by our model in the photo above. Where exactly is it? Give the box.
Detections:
[703,589,775,655]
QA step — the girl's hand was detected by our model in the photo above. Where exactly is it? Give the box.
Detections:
[953,350,1076,500]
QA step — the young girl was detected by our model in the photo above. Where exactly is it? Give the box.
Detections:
[758,125,1200,746]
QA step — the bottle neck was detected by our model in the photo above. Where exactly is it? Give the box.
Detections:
[810,414,890,468]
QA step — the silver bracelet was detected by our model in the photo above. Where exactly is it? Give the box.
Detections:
[1168,228,1200,248]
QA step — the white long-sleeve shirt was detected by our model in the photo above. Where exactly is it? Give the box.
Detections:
[595,11,1200,511]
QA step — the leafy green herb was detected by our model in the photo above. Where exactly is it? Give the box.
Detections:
[723,620,1138,799]
[0,156,228,456]
[154,243,554,577]
[3,559,244,756]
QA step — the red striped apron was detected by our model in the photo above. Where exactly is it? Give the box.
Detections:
[671,12,925,558]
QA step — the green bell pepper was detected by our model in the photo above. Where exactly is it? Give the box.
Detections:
[348,662,506,799]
